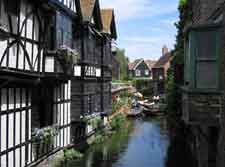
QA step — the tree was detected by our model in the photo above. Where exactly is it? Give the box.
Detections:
[115,49,130,80]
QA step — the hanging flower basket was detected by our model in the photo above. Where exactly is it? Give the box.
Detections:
[0,21,9,41]
[57,45,80,74]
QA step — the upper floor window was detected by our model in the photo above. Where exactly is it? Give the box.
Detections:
[135,70,141,77]
[185,24,222,90]
[56,12,72,48]
[60,0,76,13]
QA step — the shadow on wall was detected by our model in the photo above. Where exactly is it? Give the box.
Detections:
[166,122,198,167]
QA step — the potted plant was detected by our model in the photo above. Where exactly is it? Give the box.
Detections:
[57,45,79,74]
[32,125,59,159]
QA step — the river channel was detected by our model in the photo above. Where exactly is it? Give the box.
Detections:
[69,117,170,167]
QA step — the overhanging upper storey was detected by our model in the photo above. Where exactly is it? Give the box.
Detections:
[38,0,78,18]
[182,23,224,125]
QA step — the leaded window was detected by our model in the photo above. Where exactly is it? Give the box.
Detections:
[56,12,72,48]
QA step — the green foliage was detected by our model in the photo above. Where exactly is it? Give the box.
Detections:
[112,97,131,113]
[119,91,131,98]
[110,113,126,131]
[132,79,154,96]
[174,0,192,65]
[32,126,59,145]
[115,49,130,80]
[165,0,191,119]
[166,70,178,115]
[64,149,83,160]
[112,90,132,113]
[179,0,187,8]
[53,149,83,167]
[88,117,103,129]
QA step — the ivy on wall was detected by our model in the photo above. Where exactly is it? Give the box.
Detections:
[166,0,191,116]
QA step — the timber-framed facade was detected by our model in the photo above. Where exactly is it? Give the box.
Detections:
[0,0,117,166]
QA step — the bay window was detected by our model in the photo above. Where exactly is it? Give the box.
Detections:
[185,24,222,90]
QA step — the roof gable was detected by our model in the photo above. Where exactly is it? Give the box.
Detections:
[145,60,156,70]
[153,52,172,68]
[78,0,102,29]
[101,9,117,39]
[136,61,149,70]
[128,59,145,70]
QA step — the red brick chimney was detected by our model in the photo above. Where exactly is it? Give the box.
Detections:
[162,45,169,56]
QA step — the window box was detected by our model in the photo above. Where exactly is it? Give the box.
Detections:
[56,45,79,73]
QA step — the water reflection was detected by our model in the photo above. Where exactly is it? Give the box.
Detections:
[69,117,170,167]
[66,117,197,167]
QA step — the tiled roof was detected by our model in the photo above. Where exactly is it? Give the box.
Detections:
[145,60,156,70]
[129,59,143,70]
[101,9,113,34]
[153,52,172,68]
[79,0,96,21]
[129,59,156,70]
[128,62,135,70]
[100,9,117,39]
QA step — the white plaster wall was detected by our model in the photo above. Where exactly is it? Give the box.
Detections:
[0,0,43,72]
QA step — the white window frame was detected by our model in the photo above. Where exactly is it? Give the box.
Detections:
[135,70,141,77]
[145,70,149,76]
[74,65,81,76]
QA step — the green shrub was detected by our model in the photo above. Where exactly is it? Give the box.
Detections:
[63,149,83,161]
[53,149,83,167]
[88,117,103,129]
[132,79,154,96]
[110,113,126,131]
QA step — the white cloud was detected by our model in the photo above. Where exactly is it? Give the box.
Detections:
[122,34,176,61]
[100,0,179,62]
[100,0,179,21]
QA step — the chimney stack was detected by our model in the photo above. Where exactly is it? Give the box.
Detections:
[162,45,169,56]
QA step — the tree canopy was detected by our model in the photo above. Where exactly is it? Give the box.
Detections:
[115,48,129,80]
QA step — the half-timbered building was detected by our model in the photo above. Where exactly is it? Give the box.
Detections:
[70,4,117,140]
[70,0,104,140]
[0,0,117,166]
[0,0,77,166]
[100,9,117,122]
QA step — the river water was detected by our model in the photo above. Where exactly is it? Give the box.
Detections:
[70,117,170,167]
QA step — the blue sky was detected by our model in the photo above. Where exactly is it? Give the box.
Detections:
[100,0,180,61]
